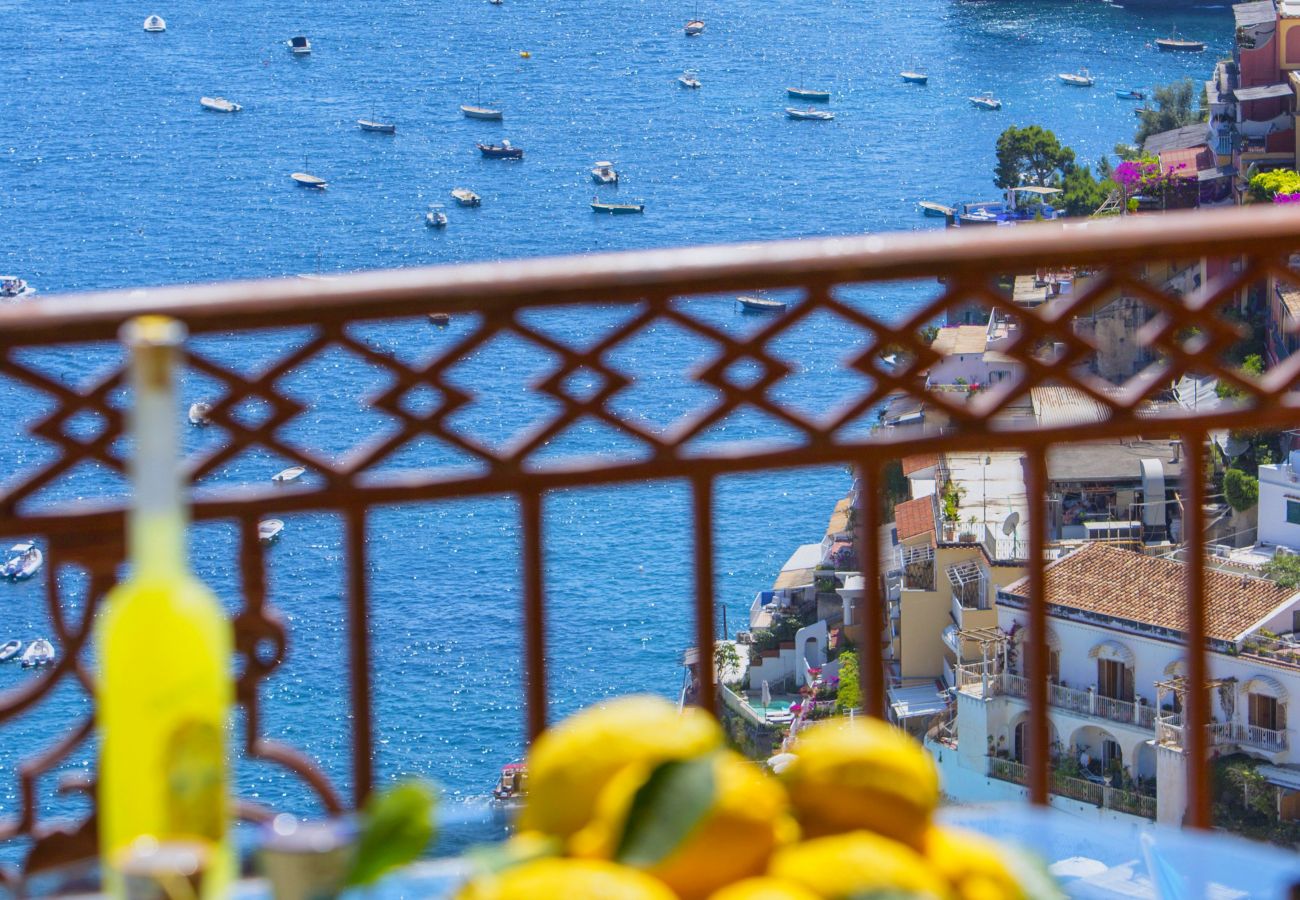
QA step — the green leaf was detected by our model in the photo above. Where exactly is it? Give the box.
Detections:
[345,778,438,887]
[614,755,717,867]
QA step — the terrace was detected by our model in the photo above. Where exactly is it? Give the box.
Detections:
[4,206,1300,888]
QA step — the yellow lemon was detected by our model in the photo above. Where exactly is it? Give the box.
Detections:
[519,694,723,840]
[925,825,1028,900]
[769,831,953,899]
[708,876,823,900]
[574,750,796,900]
[456,858,676,900]
[781,718,939,849]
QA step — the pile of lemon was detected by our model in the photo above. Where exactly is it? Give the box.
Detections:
[456,695,1061,899]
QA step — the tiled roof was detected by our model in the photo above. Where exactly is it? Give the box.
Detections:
[930,325,988,356]
[902,454,939,476]
[1001,543,1298,642]
[894,496,936,542]
[1277,283,1300,320]
[1142,124,1209,156]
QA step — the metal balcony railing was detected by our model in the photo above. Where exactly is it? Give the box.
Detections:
[1158,716,1289,753]
[957,669,1156,731]
[3,206,1300,881]
[987,757,1156,820]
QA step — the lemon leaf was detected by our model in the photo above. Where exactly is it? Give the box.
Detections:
[345,778,438,887]
[614,754,716,867]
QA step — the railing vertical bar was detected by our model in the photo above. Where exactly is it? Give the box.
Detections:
[1183,432,1210,829]
[239,515,266,745]
[1025,450,1049,806]
[344,507,374,806]
[854,462,885,718]
[520,491,548,742]
[692,475,717,715]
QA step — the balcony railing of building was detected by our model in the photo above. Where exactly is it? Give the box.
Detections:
[987,757,1156,820]
[956,668,1157,730]
[2,206,1300,880]
[1157,714,1289,753]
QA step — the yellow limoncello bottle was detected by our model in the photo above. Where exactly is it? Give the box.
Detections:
[97,316,233,897]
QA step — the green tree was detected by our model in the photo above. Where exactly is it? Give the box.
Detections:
[836,652,861,713]
[1059,164,1116,217]
[1135,78,1200,146]
[1265,554,1300,590]
[1216,353,1264,400]
[994,125,1076,190]
[1248,169,1300,202]
[714,640,742,685]
[1223,468,1259,512]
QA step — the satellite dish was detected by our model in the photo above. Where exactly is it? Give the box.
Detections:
[1002,511,1021,536]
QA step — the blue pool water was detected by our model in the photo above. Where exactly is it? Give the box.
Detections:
[0,0,1229,856]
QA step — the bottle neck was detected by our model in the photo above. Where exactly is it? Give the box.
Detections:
[127,343,187,579]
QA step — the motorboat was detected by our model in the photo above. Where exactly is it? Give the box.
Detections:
[258,519,285,543]
[1058,69,1094,87]
[591,161,618,184]
[426,204,449,228]
[452,188,481,207]
[785,107,834,120]
[272,466,306,484]
[678,71,702,89]
[918,200,955,218]
[1156,35,1205,52]
[291,172,327,189]
[21,639,54,669]
[969,92,1002,110]
[684,19,705,35]
[288,36,311,55]
[358,119,396,134]
[1,542,42,581]
[953,189,1064,227]
[0,641,21,663]
[492,762,527,805]
[489,0,503,4]
[900,71,928,84]
[429,312,451,326]
[0,276,33,299]
[143,15,166,32]
[591,198,644,214]
[1134,105,1154,117]
[200,97,241,113]
[786,87,831,102]
[736,295,786,314]
[1115,88,1145,100]
[188,401,212,425]
[477,140,523,159]
[461,105,503,120]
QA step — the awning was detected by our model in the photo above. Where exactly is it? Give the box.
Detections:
[1234,83,1293,102]
[888,681,949,720]
[1088,639,1136,668]
[1198,165,1236,182]
[1011,186,1063,195]
[1242,673,1288,702]
[1258,764,1300,791]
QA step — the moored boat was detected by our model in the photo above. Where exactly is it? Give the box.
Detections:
[969,92,1002,110]
[678,71,702,89]
[291,172,327,189]
[429,312,451,326]
[918,201,955,218]
[1156,35,1205,52]
[736,295,786,314]
[358,119,396,134]
[785,107,834,120]
[0,640,21,663]
[461,105,504,120]
[1134,105,1154,117]
[1115,88,1145,100]
[492,762,527,804]
[200,96,241,113]
[288,35,311,55]
[477,140,523,159]
[143,15,166,32]
[0,276,33,300]
[1058,69,1094,87]
[787,86,831,102]
[21,639,54,669]
[272,466,306,484]
[452,188,482,207]
[188,401,212,425]
[591,161,618,184]
[426,204,448,228]
[258,519,285,543]
[591,197,644,214]
[684,19,705,35]
[1,542,41,580]
[900,71,928,84]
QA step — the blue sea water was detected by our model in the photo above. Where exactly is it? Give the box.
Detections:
[0,0,1229,862]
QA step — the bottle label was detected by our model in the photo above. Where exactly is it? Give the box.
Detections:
[164,720,224,841]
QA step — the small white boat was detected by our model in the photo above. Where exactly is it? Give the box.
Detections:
[1,542,42,580]
[591,198,645,214]
[1059,68,1094,87]
[785,107,834,120]
[188,401,212,426]
[452,188,481,207]
[288,35,311,55]
[200,97,241,113]
[736,295,786,314]
[0,276,33,300]
[684,19,705,35]
[291,172,327,189]
[21,639,54,669]
[787,86,831,102]
[461,105,504,120]
[900,71,928,84]
[272,466,306,484]
[591,161,618,184]
[143,15,166,32]
[358,119,396,134]
[969,92,1002,110]
[258,519,285,543]
[678,71,702,89]
[426,204,449,228]
[0,640,21,663]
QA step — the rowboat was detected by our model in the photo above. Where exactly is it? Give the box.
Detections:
[969,92,1002,110]
[1058,69,1094,87]
[290,172,327,189]
[900,71,928,84]
[1156,36,1205,52]
[259,519,285,543]
[200,97,241,113]
[461,105,504,120]
[736,295,786,314]
[1115,88,1145,100]
[918,201,955,218]
[188,401,212,425]
[785,107,834,120]
[678,71,702,89]
[477,140,523,159]
[429,313,451,326]
[452,188,481,207]
[358,119,396,134]
[272,466,306,484]
[143,15,166,32]
[289,35,311,55]
[787,87,831,102]
[0,641,21,663]
[591,198,644,214]
[684,19,705,35]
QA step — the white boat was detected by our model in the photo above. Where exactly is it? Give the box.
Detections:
[188,401,212,425]
[591,161,618,184]
[900,71,928,84]
[684,19,705,35]
[1,542,42,580]
[787,86,831,102]
[461,105,503,120]
[143,15,166,32]
[200,97,241,113]
[358,119,396,134]
[21,639,54,669]
[291,172,327,189]
[426,204,449,228]
[678,71,702,89]
[1059,68,1094,87]
[452,188,481,207]
[0,640,21,663]
[736,295,786,314]
[272,466,306,484]
[258,519,285,543]
[785,107,834,120]
[969,92,1002,110]
[0,276,33,300]
[288,35,311,55]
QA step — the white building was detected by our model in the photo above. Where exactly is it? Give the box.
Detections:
[1258,457,1300,550]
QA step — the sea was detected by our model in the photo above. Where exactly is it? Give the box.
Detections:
[0,0,1229,863]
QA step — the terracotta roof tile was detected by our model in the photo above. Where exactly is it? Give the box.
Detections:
[894,496,936,542]
[1002,543,1298,642]
[902,454,939,476]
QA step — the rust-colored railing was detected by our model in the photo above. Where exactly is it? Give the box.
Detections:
[4,206,1300,882]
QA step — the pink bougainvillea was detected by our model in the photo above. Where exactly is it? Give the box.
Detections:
[1274,192,1300,204]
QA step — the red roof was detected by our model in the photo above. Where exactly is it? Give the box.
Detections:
[901,454,939,476]
[1159,146,1213,180]
[894,496,936,542]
